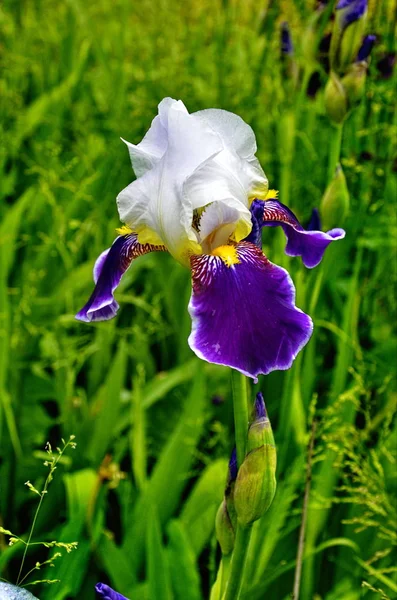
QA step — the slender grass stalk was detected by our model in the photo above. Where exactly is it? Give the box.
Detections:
[292,420,317,600]
[16,438,76,586]
[224,524,253,600]
[327,124,343,182]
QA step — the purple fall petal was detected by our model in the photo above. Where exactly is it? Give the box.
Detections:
[188,242,313,381]
[76,234,165,323]
[250,199,345,268]
[95,583,129,600]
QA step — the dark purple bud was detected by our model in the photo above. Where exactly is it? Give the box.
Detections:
[307,208,322,232]
[254,392,267,420]
[281,22,294,56]
[376,52,395,79]
[95,583,129,600]
[336,0,368,29]
[228,447,238,482]
[356,34,376,62]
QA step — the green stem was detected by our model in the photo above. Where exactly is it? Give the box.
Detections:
[230,370,249,468]
[327,124,343,182]
[223,524,253,600]
[220,554,231,597]
[224,371,252,599]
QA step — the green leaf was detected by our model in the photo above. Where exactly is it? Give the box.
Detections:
[147,506,173,600]
[167,520,202,600]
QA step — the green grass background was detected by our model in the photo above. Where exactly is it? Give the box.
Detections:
[0,0,396,598]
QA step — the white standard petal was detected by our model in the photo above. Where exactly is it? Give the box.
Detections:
[117,100,223,263]
[122,98,188,178]
[193,108,268,200]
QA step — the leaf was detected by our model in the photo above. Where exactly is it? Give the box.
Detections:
[122,367,207,575]
[147,506,173,600]
[180,459,227,557]
[167,520,202,600]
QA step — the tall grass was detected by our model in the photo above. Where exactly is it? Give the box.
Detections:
[0,0,396,598]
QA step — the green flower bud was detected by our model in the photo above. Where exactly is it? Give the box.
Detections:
[330,0,368,73]
[234,393,277,526]
[320,164,350,230]
[215,499,235,555]
[215,449,237,555]
[336,12,367,72]
[341,61,367,108]
[325,72,348,124]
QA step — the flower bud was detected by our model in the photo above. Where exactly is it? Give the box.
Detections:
[320,164,350,229]
[234,393,277,526]
[341,61,367,108]
[215,499,235,555]
[215,449,238,555]
[330,0,368,73]
[324,72,348,124]
[356,34,376,63]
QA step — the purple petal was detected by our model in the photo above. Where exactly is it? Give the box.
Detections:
[95,583,129,600]
[356,34,376,62]
[307,208,321,231]
[250,199,345,268]
[188,242,313,381]
[336,0,367,28]
[254,392,267,420]
[228,447,238,481]
[76,234,165,323]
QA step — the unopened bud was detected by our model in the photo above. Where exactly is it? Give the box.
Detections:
[330,0,368,73]
[215,499,235,555]
[320,164,350,229]
[216,449,237,555]
[234,393,277,526]
[341,61,367,108]
[325,72,348,124]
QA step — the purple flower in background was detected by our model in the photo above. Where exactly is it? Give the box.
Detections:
[280,22,293,56]
[356,35,376,62]
[336,0,368,30]
[76,99,345,380]
[95,583,129,600]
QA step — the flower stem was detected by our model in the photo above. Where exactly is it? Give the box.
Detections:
[223,524,253,600]
[230,370,249,468]
[327,123,343,182]
[224,370,252,599]
[220,554,231,596]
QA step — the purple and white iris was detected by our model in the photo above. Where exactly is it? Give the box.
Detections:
[76,98,345,380]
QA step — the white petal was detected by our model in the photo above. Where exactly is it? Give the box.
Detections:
[122,98,188,178]
[194,108,257,159]
[193,109,268,199]
[117,100,223,262]
[184,156,252,243]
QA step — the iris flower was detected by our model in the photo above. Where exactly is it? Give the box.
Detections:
[76,99,345,380]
